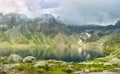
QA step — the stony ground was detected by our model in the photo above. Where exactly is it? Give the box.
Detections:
[0,54,120,74]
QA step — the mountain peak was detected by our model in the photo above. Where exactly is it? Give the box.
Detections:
[0,12,3,16]
[115,20,120,27]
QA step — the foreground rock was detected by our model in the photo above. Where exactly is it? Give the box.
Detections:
[23,56,36,63]
[7,54,22,63]
[33,61,47,67]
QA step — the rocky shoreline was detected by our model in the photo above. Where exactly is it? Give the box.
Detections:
[0,54,120,74]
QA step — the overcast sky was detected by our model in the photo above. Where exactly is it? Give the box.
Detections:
[0,0,120,25]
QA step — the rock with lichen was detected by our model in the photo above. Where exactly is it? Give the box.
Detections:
[7,54,22,63]
[23,56,36,63]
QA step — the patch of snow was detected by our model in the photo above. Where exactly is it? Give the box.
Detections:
[78,39,82,45]
[86,33,91,38]
[78,48,82,54]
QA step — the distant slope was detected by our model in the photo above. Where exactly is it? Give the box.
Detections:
[0,13,120,51]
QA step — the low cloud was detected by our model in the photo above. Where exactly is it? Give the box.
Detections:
[52,0,120,25]
[0,0,120,25]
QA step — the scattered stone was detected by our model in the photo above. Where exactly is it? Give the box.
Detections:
[48,63,55,67]
[68,65,74,68]
[74,71,87,74]
[48,59,63,63]
[104,62,112,66]
[48,59,57,63]
[74,71,81,74]
[60,62,68,66]
[7,54,22,63]
[39,68,46,73]
[33,61,47,67]
[84,69,90,73]
[109,58,120,65]
[23,56,36,63]
[66,67,73,73]
[1,64,19,74]
[69,62,73,64]
[56,61,63,63]
[98,62,103,65]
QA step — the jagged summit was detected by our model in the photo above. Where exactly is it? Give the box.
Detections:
[0,12,119,36]
[115,20,120,27]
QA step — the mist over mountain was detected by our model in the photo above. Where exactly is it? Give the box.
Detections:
[0,13,120,36]
[1,0,120,25]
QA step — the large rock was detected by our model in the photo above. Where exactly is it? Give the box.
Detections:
[23,56,36,63]
[7,54,22,63]
[60,62,68,66]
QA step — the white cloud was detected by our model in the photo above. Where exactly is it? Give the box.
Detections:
[0,0,31,16]
[0,0,120,25]
[0,0,58,17]
[52,0,120,25]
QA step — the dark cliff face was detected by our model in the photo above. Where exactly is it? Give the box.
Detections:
[115,20,120,28]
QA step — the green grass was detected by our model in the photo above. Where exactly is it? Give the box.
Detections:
[0,58,119,74]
